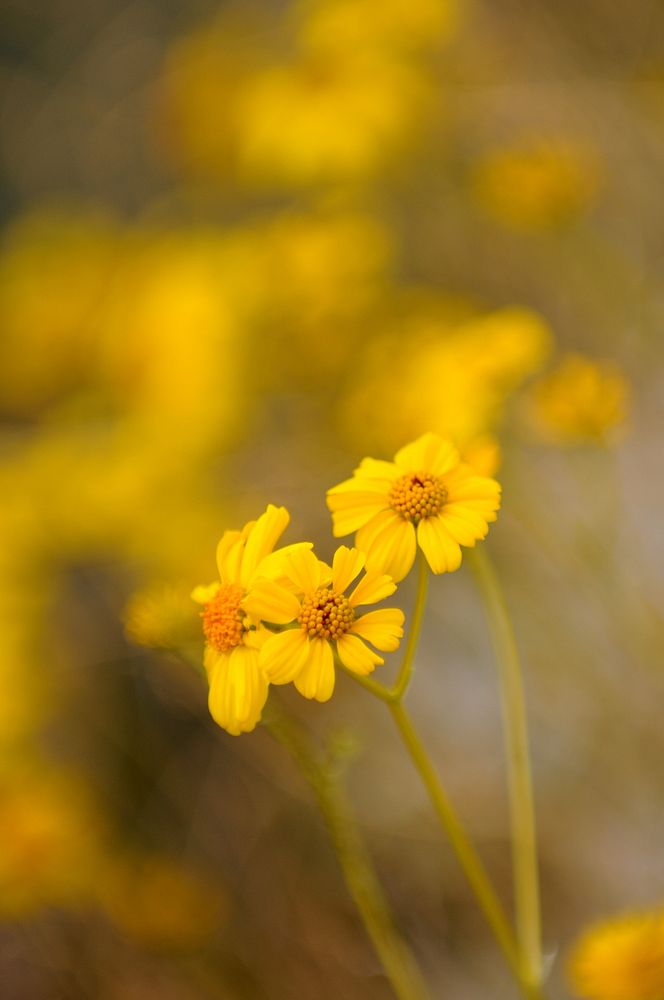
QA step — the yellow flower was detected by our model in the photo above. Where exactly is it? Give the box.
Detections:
[470,137,600,230]
[124,583,199,650]
[99,854,227,950]
[0,764,104,916]
[336,302,552,457]
[327,433,501,581]
[568,907,664,1000]
[295,0,458,59]
[259,546,404,702]
[526,353,630,445]
[235,52,431,187]
[462,434,502,478]
[192,505,309,735]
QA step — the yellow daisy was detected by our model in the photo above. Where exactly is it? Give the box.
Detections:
[258,546,405,702]
[568,907,664,1000]
[192,505,309,735]
[327,432,501,582]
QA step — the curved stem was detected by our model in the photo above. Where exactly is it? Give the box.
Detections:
[343,552,546,999]
[338,552,429,704]
[264,702,431,1000]
[389,701,523,983]
[468,547,542,993]
[393,552,429,700]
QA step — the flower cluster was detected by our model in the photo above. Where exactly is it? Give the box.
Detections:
[193,433,501,736]
[192,505,406,734]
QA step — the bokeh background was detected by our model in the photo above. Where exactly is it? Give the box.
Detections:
[1,0,663,996]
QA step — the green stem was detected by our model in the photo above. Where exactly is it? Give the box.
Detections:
[337,552,429,704]
[468,547,542,993]
[342,555,536,994]
[264,702,431,1000]
[393,552,429,700]
[389,700,523,984]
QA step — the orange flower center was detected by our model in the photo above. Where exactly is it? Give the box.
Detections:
[298,588,355,640]
[388,471,447,523]
[202,583,246,652]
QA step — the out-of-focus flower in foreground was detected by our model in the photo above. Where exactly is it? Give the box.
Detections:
[327,433,501,581]
[192,505,309,735]
[259,546,404,701]
[470,137,600,230]
[568,907,664,1000]
[526,353,630,445]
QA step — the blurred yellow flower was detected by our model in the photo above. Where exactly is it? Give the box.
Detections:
[98,228,243,454]
[295,0,458,57]
[160,6,438,189]
[192,505,310,735]
[462,434,502,478]
[259,546,404,701]
[471,137,600,230]
[0,765,104,917]
[124,583,199,651]
[337,303,552,455]
[235,52,431,187]
[99,854,226,950]
[526,353,630,445]
[327,433,501,581]
[568,907,664,1000]
[0,208,119,416]
[246,209,392,385]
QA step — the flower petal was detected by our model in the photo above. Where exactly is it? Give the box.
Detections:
[294,638,335,702]
[260,628,310,684]
[349,569,397,607]
[417,515,462,573]
[336,633,384,675]
[332,546,366,594]
[217,534,246,584]
[326,486,390,537]
[208,646,268,735]
[353,458,401,484]
[254,541,314,581]
[240,505,290,585]
[216,528,245,581]
[440,507,491,545]
[242,579,301,625]
[191,582,219,604]
[204,645,222,676]
[395,433,460,476]
[364,514,417,583]
[351,609,405,652]
[275,547,327,594]
[444,467,502,503]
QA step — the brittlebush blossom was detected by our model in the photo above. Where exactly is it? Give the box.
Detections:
[327,432,501,582]
[567,907,664,1000]
[258,546,404,702]
[527,353,629,445]
[192,505,309,735]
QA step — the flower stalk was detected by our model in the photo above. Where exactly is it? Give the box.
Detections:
[264,701,431,1000]
[468,546,543,996]
[340,553,542,997]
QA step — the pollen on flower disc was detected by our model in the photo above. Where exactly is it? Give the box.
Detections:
[298,588,355,640]
[388,471,447,523]
[202,583,245,652]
